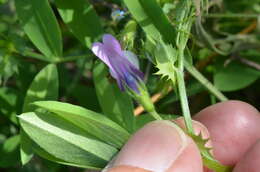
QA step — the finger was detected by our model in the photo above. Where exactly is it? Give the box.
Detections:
[193,100,260,166]
[174,118,213,172]
[107,120,203,172]
[174,117,212,149]
[233,139,260,172]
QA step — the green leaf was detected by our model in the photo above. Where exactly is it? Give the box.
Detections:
[71,85,101,112]
[15,0,62,59]
[93,62,135,133]
[21,64,59,165]
[214,62,260,91]
[154,39,177,81]
[20,129,34,165]
[19,112,117,169]
[123,0,175,43]
[55,0,103,48]
[23,64,59,112]
[33,143,101,169]
[0,87,19,124]
[33,101,130,148]
[0,135,20,167]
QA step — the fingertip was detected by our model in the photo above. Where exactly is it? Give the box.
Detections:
[174,117,212,149]
[108,120,203,172]
[194,100,260,165]
[233,139,260,172]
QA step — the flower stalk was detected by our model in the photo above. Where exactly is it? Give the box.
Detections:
[127,82,162,120]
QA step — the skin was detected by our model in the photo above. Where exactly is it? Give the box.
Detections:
[106,101,260,172]
[108,120,203,172]
[194,100,260,166]
[233,139,260,172]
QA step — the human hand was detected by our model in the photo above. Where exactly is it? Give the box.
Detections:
[104,101,260,172]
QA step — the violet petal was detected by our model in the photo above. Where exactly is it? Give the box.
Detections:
[123,50,140,69]
[92,42,112,68]
[103,34,123,55]
[92,42,118,80]
[92,34,144,93]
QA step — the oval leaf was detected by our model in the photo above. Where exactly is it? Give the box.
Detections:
[15,0,62,59]
[214,62,260,91]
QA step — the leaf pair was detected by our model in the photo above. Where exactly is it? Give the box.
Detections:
[19,101,130,169]
[15,0,103,62]
[20,64,59,164]
[15,0,62,61]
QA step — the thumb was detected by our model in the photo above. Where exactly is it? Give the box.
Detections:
[106,120,203,172]
[233,139,260,172]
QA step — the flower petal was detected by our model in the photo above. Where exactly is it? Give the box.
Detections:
[109,52,144,82]
[123,50,140,69]
[92,42,112,68]
[102,34,122,55]
[92,34,144,93]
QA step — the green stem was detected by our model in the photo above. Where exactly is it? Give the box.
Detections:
[137,89,162,120]
[149,110,163,120]
[128,81,162,120]
[18,50,52,62]
[173,0,195,135]
[202,156,233,172]
[205,13,259,18]
[55,55,91,63]
[15,49,91,63]
[65,58,88,97]
[184,60,228,102]
[176,49,194,134]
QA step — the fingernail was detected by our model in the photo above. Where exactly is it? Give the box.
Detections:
[110,120,188,172]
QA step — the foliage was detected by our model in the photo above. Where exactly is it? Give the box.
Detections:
[0,0,259,171]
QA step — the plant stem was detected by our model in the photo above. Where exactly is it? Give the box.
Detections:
[176,49,194,134]
[149,110,163,120]
[55,55,91,63]
[128,82,162,120]
[205,13,259,18]
[174,0,194,135]
[18,50,52,62]
[15,49,91,63]
[184,60,228,101]
[65,58,88,97]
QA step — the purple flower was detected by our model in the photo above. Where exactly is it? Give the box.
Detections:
[92,34,144,93]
